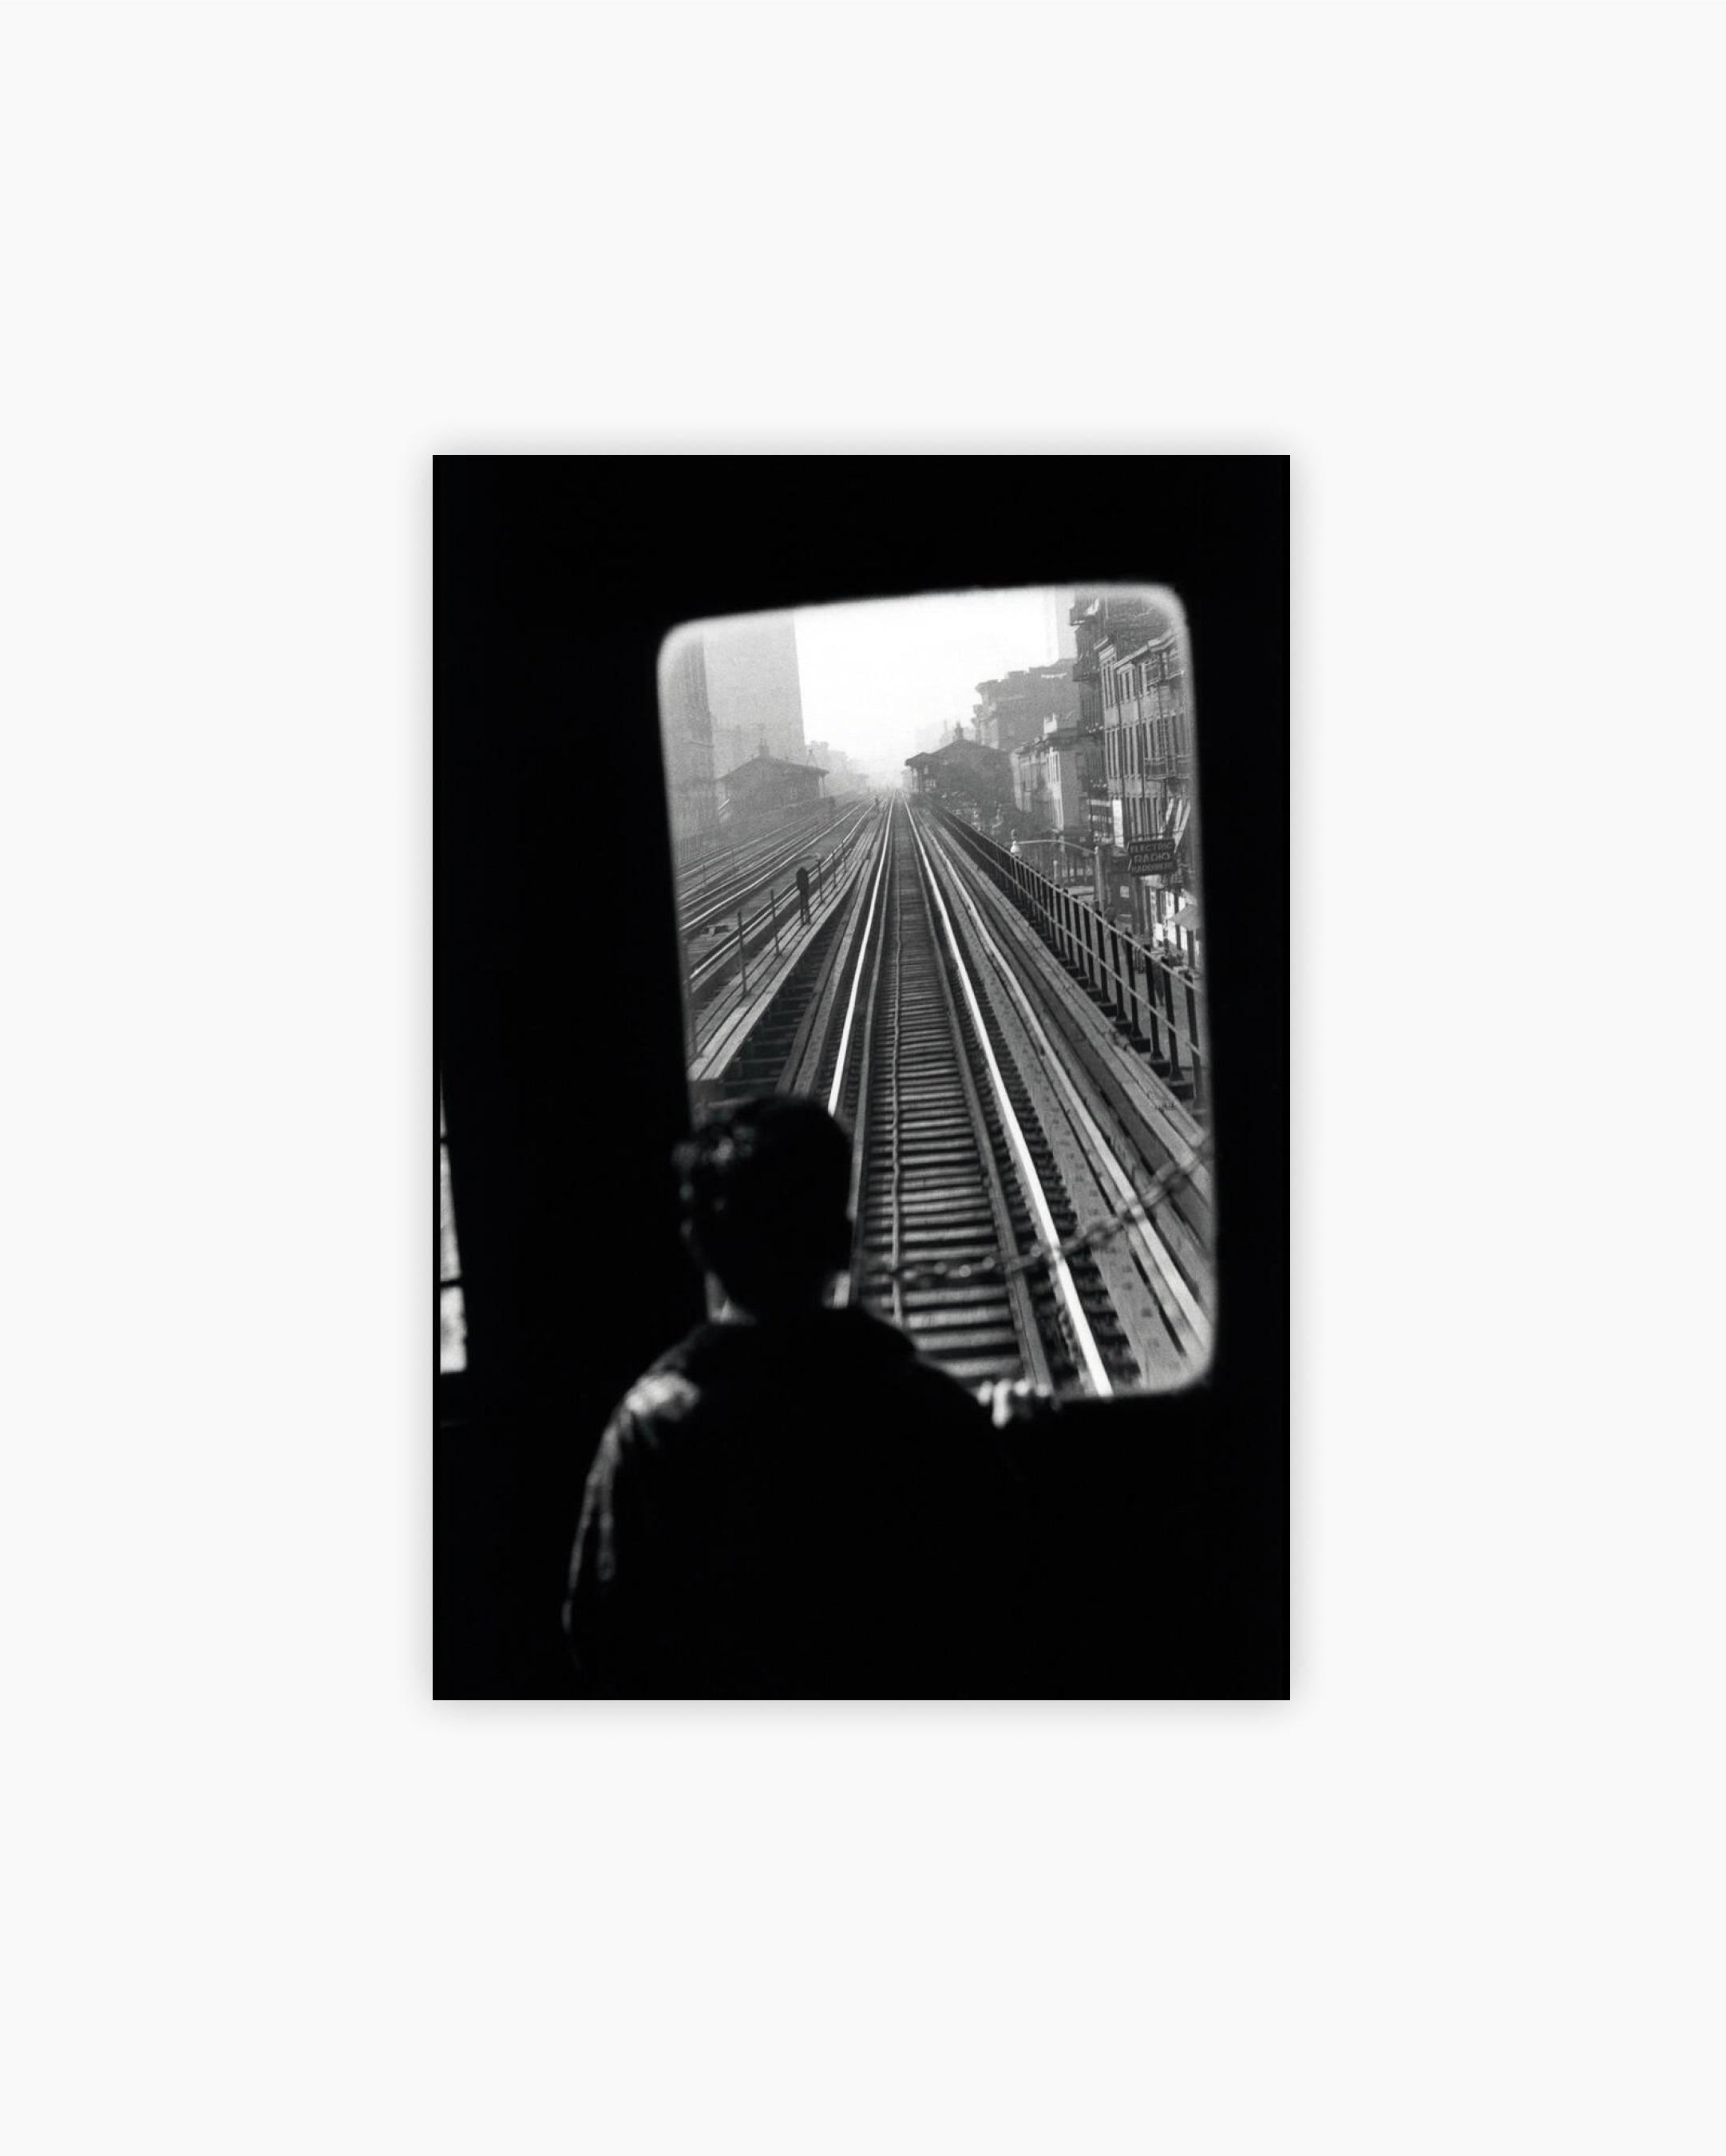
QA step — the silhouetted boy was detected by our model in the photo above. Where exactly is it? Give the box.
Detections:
[564,1096,1027,1697]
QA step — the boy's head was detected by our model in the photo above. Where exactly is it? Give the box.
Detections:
[673,1097,853,1316]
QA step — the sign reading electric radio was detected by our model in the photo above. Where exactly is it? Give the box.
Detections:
[1125,836,1180,876]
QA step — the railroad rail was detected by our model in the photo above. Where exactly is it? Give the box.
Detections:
[824,800,1215,1397]
[931,807,1211,1110]
[675,803,829,894]
[681,801,881,1046]
[679,801,875,946]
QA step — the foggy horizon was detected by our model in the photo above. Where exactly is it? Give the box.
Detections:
[682,587,1078,786]
[792,587,1073,781]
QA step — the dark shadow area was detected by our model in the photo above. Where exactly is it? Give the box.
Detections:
[435,455,1289,1700]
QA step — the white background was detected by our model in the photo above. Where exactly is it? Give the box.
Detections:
[3,5,1723,2153]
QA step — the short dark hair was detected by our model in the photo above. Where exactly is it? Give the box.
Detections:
[674,1096,853,1310]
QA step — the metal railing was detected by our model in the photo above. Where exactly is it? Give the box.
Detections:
[676,796,844,896]
[926,806,1210,1113]
[684,804,885,1057]
[678,801,875,944]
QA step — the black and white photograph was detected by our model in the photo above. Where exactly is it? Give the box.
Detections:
[436,460,1289,1701]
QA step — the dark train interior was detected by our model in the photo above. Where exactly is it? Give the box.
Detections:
[434,456,1289,1699]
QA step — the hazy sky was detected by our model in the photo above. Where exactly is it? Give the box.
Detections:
[793,587,1071,776]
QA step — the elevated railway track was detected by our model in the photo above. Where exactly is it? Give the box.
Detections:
[683,795,1216,1398]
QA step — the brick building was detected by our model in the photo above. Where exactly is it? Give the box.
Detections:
[1070,590,1167,738]
[972,663,1083,754]
[1098,614,1192,854]
[1070,589,1196,932]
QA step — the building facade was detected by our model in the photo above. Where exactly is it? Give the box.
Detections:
[710,719,754,780]
[659,631,719,843]
[1047,586,1079,662]
[1070,590,1166,735]
[1097,615,1192,854]
[1011,717,1101,836]
[1067,590,1198,935]
[972,663,1083,754]
[702,612,807,769]
[1072,592,1191,837]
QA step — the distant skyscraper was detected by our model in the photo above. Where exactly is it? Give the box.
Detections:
[702,612,806,769]
[658,630,719,842]
[1047,587,1079,663]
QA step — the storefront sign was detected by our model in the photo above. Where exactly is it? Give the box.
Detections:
[1126,836,1178,876]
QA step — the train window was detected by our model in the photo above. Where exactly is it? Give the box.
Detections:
[655,587,1214,1400]
[438,1085,466,1374]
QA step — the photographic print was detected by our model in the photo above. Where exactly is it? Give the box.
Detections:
[434,456,1289,1700]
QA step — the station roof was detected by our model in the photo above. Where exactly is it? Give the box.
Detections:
[910,735,1008,766]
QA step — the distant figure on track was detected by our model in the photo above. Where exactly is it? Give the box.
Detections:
[794,862,811,928]
[564,1096,1027,1697]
